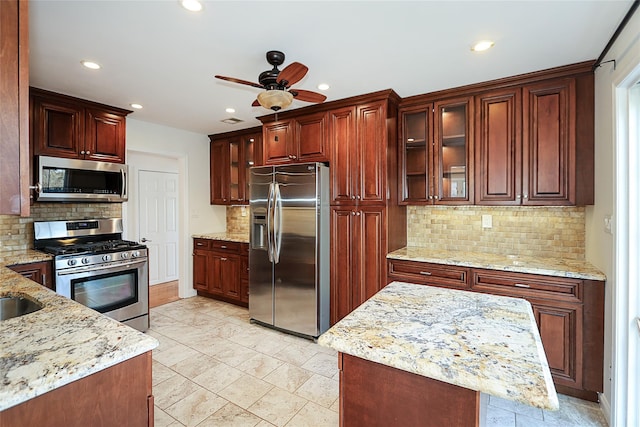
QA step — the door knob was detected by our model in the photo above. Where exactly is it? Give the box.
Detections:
[141,238,152,242]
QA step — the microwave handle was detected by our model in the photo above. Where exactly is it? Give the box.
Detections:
[121,169,127,199]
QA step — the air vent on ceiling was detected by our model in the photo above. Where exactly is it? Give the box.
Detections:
[221,117,244,125]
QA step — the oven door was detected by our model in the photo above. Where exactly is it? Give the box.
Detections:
[55,258,148,326]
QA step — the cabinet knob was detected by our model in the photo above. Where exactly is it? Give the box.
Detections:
[351,211,355,216]
[86,151,90,155]
[356,212,361,216]
[356,195,360,200]
[351,195,356,200]
[428,195,433,200]
[523,194,528,199]
[80,150,85,155]
[434,196,439,200]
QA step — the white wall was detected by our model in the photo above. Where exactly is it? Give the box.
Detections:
[587,9,640,423]
[124,118,226,297]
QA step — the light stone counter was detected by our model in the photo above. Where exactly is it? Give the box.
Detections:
[192,232,249,243]
[0,255,158,412]
[388,246,606,281]
[318,281,559,411]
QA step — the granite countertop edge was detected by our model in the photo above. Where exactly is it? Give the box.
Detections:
[387,247,606,281]
[192,232,249,243]
[0,251,158,412]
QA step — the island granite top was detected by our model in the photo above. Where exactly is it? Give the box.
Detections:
[318,281,559,411]
[387,246,606,281]
[0,256,158,412]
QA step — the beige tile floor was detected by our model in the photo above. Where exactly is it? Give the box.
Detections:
[149,296,608,427]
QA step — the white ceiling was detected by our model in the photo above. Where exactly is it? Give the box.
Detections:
[29,1,633,136]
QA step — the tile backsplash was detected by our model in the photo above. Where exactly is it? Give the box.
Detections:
[226,206,250,235]
[0,203,122,251]
[407,206,585,260]
[228,204,585,260]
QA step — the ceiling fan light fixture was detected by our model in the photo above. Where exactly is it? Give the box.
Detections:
[257,90,293,111]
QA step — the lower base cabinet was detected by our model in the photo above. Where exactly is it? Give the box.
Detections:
[0,352,153,427]
[192,238,248,307]
[8,261,53,289]
[388,258,604,401]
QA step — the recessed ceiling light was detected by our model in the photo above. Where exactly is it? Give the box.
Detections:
[81,60,101,70]
[225,107,236,113]
[180,0,203,12]
[130,103,143,109]
[317,83,330,91]
[471,40,494,52]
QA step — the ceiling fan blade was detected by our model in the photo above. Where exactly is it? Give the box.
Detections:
[251,99,260,107]
[215,75,263,89]
[292,89,327,103]
[277,62,308,87]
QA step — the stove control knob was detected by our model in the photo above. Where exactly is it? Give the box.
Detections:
[121,252,129,259]
[81,257,90,264]
[102,254,112,262]
[131,251,141,258]
[67,259,77,266]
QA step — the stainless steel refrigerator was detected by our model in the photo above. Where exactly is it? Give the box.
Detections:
[249,162,330,339]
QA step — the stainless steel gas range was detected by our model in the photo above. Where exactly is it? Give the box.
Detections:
[34,218,150,332]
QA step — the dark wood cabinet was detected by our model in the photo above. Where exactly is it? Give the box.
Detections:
[0,0,29,216]
[192,238,248,307]
[476,78,590,206]
[399,97,473,204]
[8,260,53,289]
[330,206,387,324]
[262,111,328,165]
[387,257,603,401]
[30,88,131,163]
[209,127,262,205]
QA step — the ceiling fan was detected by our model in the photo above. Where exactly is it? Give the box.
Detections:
[215,50,327,111]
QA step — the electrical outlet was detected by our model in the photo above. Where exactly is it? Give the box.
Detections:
[482,214,492,229]
[241,206,247,217]
[604,215,613,234]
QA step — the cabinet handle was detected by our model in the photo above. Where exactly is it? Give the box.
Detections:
[221,257,227,261]
[514,283,530,288]
[419,271,432,276]
[196,242,204,246]
[42,273,47,285]
[220,245,227,249]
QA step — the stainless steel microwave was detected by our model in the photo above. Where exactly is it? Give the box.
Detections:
[35,156,128,202]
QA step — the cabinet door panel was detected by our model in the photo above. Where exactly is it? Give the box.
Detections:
[263,121,293,164]
[400,107,432,203]
[85,109,126,163]
[221,255,240,298]
[475,89,522,205]
[523,78,575,205]
[296,112,328,162]
[532,301,582,388]
[330,207,355,324]
[210,140,229,204]
[359,207,385,301]
[358,103,386,203]
[329,107,356,203]
[209,254,224,294]
[193,250,209,291]
[32,98,84,159]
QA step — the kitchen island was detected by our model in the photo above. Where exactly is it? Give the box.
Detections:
[318,281,558,427]
[0,256,158,426]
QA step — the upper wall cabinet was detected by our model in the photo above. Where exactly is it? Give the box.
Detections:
[401,61,594,206]
[399,96,473,205]
[475,75,593,206]
[0,0,29,216]
[30,88,132,164]
[209,127,262,205]
[262,111,328,165]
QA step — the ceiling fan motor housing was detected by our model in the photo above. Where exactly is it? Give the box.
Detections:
[259,50,287,89]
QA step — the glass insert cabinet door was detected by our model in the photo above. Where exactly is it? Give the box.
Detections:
[402,108,431,201]
[435,99,471,203]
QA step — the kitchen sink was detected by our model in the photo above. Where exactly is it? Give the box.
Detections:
[0,295,43,321]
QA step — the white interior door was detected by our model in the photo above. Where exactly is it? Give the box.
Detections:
[138,170,179,286]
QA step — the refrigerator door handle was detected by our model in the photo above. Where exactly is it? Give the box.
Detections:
[273,182,283,264]
[267,182,275,263]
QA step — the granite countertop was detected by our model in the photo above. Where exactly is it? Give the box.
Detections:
[318,281,559,411]
[192,232,250,243]
[388,246,606,281]
[0,252,158,412]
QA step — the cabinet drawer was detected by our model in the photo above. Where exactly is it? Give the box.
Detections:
[472,270,582,303]
[193,238,212,250]
[211,240,240,253]
[388,259,470,289]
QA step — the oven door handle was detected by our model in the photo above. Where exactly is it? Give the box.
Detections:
[56,259,147,276]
